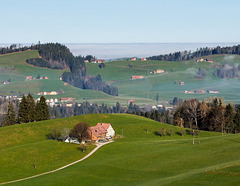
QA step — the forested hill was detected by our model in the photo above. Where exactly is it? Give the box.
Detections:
[147,44,240,61]
[30,43,118,96]
[26,43,83,70]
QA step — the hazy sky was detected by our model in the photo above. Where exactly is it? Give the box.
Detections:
[1,0,240,43]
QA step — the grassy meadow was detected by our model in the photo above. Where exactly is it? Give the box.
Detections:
[0,114,239,185]
[1,51,240,106]
[0,51,112,102]
[87,55,240,104]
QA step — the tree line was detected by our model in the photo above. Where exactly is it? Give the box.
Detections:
[173,97,240,134]
[0,94,49,127]
[147,45,240,61]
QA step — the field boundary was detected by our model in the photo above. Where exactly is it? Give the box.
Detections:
[0,141,113,185]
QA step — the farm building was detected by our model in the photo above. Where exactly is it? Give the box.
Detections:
[153,69,164,74]
[195,90,206,94]
[128,100,134,104]
[3,81,9,84]
[40,76,48,80]
[38,91,58,95]
[130,57,137,61]
[207,90,219,94]
[25,76,33,80]
[96,59,105,63]
[60,97,75,102]
[88,123,115,141]
[131,76,144,80]
[206,59,213,63]
[184,90,195,94]
[180,82,184,85]
[140,58,147,61]
[196,58,204,62]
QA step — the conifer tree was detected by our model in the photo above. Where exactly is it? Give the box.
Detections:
[234,106,240,133]
[18,95,28,123]
[1,101,16,126]
[27,94,36,122]
[225,103,235,133]
[36,96,49,121]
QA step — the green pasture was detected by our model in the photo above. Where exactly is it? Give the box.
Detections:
[0,114,239,185]
[1,51,240,106]
[87,55,240,103]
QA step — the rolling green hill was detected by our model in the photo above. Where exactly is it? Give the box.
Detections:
[0,51,112,102]
[1,51,240,106]
[0,114,240,185]
[87,55,240,103]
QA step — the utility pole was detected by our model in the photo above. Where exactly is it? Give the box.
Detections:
[122,128,123,137]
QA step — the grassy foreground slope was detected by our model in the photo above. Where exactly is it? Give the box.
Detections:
[0,114,240,185]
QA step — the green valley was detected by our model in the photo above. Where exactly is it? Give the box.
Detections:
[0,114,239,185]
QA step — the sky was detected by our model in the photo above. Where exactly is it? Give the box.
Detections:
[1,0,240,43]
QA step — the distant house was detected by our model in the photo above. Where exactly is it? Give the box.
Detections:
[153,69,164,74]
[195,90,206,94]
[96,59,105,63]
[60,97,75,102]
[196,58,204,62]
[130,57,137,61]
[64,82,68,86]
[128,100,134,104]
[66,103,73,107]
[37,92,44,95]
[64,137,80,144]
[131,75,144,80]
[3,81,9,84]
[49,91,57,95]
[207,90,219,94]
[88,123,115,141]
[205,59,213,63]
[25,76,33,80]
[84,60,89,63]
[180,82,184,85]
[140,58,147,61]
[184,90,194,94]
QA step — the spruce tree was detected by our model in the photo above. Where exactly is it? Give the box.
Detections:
[225,103,235,133]
[18,95,28,123]
[234,106,240,133]
[1,101,16,126]
[36,96,49,121]
[27,94,36,122]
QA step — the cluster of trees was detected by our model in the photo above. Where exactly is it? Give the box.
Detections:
[173,97,240,134]
[0,44,31,55]
[0,95,49,127]
[214,64,239,78]
[147,45,240,61]
[50,102,132,119]
[49,101,172,124]
[26,43,82,70]
[49,122,90,142]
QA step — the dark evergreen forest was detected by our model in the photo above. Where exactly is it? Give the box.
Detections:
[147,45,240,61]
